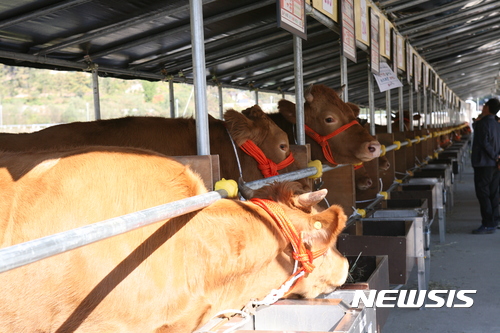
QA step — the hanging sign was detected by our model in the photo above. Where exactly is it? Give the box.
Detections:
[381,19,391,59]
[341,0,357,62]
[406,41,413,84]
[423,62,428,88]
[277,0,307,40]
[311,0,338,21]
[354,0,369,45]
[392,29,397,72]
[373,62,403,92]
[397,34,405,71]
[413,54,420,92]
[369,7,380,74]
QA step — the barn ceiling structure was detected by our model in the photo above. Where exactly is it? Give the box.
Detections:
[0,0,499,110]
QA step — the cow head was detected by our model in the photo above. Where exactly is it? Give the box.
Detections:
[390,111,422,131]
[278,85,381,165]
[354,165,373,191]
[248,181,349,298]
[224,105,290,166]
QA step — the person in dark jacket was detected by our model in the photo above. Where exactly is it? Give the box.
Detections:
[471,98,500,234]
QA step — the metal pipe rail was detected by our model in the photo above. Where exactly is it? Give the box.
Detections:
[0,190,228,274]
[380,123,468,155]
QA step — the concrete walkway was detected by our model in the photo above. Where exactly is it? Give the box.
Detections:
[382,163,500,332]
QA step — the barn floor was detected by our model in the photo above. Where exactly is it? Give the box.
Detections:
[382,161,500,332]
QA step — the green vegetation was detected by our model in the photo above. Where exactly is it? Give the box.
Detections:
[0,64,287,133]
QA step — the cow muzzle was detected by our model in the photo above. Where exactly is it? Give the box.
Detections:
[358,140,381,161]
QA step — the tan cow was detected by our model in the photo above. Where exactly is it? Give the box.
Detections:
[0,105,299,183]
[267,85,381,166]
[0,146,348,333]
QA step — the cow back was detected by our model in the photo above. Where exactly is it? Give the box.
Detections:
[0,116,286,182]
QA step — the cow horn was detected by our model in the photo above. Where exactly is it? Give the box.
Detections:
[297,189,328,207]
[238,177,254,200]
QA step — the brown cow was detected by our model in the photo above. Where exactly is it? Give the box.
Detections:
[0,146,348,332]
[266,85,381,166]
[0,105,298,183]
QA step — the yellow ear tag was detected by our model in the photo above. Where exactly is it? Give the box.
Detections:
[313,221,323,230]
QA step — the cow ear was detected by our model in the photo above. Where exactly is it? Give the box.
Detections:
[304,205,347,247]
[224,109,254,145]
[334,85,346,100]
[357,118,368,126]
[241,105,266,120]
[278,99,297,124]
[305,84,314,103]
[346,102,360,117]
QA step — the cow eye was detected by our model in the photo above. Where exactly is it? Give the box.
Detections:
[325,117,336,124]
[279,143,287,151]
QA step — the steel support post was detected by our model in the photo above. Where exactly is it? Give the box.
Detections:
[386,90,392,133]
[218,84,223,120]
[91,66,101,120]
[398,85,404,131]
[368,70,376,136]
[189,0,210,155]
[169,79,175,118]
[340,55,348,102]
[293,35,306,145]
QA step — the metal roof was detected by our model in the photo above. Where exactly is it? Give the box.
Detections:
[0,0,498,107]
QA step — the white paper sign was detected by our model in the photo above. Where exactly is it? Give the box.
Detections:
[373,62,403,92]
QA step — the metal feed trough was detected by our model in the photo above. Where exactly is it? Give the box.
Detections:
[389,183,445,243]
[338,219,417,287]
[409,163,453,210]
[406,177,447,241]
[369,198,429,291]
[339,255,390,332]
[196,291,377,333]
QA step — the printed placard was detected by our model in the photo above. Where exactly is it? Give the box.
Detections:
[381,18,391,59]
[354,0,369,45]
[277,0,307,40]
[397,34,405,71]
[370,7,380,74]
[406,41,412,84]
[423,62,428,88]
[341,0,357,62]
[413,54,420,92]
[373,62,403,92]
[311,0,338,22]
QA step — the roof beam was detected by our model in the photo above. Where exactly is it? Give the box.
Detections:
[395,0,483,25]
[399,1,500,36]
[0,0,91,30]
[79,0,274,63]
[165,22,325,77]
[33,1,217,56]
[412,18,500,49]
[129,21,277,70]
[384,0,431,14]
[423,28,500,60]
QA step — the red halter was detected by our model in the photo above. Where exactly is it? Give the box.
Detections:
[250,198,328,296]
[304,120,359,165]
[239,140,295,178]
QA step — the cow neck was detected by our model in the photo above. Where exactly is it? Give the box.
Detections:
[304,119,359,165]
[249,198,327,299]
[239,140,294,178]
